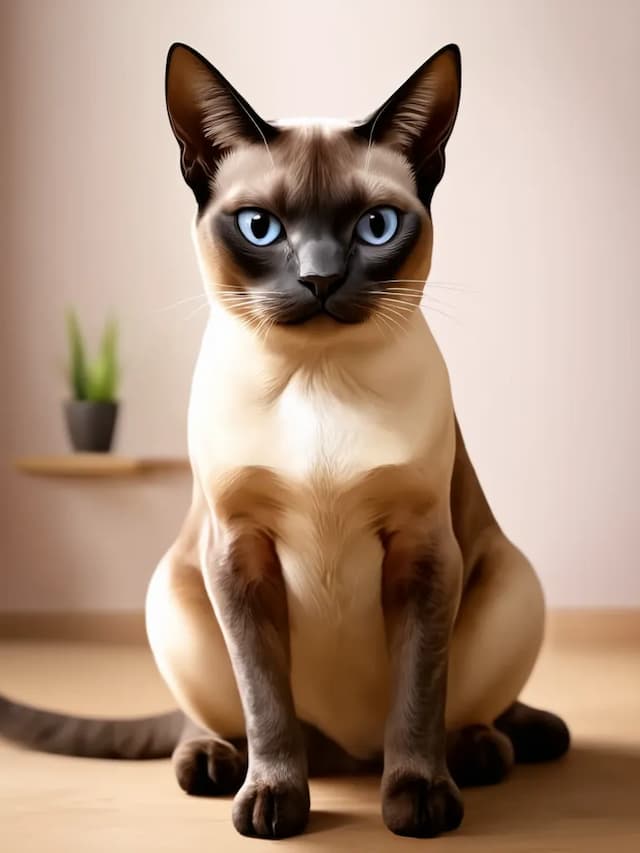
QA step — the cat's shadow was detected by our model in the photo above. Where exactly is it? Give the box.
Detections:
[303,742,640,844]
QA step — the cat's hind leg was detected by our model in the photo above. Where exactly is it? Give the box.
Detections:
[172,717,247,797]
[494,701,570,764]
[446,534,546,730]
[446,724,514,787]
[446,533,570,773]
[146,545,248,797]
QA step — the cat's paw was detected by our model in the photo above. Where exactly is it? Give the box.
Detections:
[232,776,310,839]
[495,701,570,763]
[382,768,464,837]
[173,736,246,796]
[447,724,515,787]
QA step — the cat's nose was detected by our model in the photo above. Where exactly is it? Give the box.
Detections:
[296,237,345,301]
[298,273,344,301]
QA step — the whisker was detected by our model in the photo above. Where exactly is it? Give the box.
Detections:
[422,293,458,311]
[373,294,416,310]
[375,306,408,336]
[368,295,421,312]
[220,297,279,308]
[254,311,277,344]
[370,287,467,309]
[181,301,210,323]
[218,290,283,300]
[367,291,422,299]
[254,310,270,333]
[370,288,427,296]
[376,279,427,285]
[378,278,459,285]
[372,290,459,312]
[156,293,208,312]
[263,317,277,345]
[373,292,461,327]
[377,304,413,326]
[375,310,397,338]
[377,279,473,294]
[427,283,472,293]
[220,295,284,304]
[374,301,419,326]
[211,287,287,302]
[364,299,396,338]
[371,311,392,342]
[421,303,461,326]
[233,306,258,333]
[219,296,284,311]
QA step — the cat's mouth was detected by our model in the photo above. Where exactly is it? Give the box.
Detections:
[278,303,367,326]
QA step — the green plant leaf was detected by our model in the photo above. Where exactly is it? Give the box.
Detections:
[86,317,119,402]
[66,309,88,400]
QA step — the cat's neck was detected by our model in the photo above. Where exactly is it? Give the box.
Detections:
[197,297,444,406]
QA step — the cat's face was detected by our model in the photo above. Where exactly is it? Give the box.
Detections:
[166,44,460,336]
[197,125,430,328]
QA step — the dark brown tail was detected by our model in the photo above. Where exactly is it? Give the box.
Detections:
[0,693,185,759]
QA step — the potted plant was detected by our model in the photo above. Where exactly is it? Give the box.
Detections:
[65,310,120,452]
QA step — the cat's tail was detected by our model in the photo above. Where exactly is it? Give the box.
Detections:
[0,693,185,759]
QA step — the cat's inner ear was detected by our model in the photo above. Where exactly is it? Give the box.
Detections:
[355,45,461,208]
[165,43,278,207]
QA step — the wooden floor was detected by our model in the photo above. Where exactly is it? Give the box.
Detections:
[1,622,639,852]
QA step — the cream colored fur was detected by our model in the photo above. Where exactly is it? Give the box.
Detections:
[146,117,545,760]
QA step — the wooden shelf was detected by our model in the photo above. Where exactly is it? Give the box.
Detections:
[14,454,190,478]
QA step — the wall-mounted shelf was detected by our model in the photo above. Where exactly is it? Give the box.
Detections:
[14,454,190,478]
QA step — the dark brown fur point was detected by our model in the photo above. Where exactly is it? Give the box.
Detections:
[495,701,570,764]
[209,126,426,326]
[449,418,499,584]
[273,129,367,216]
[171,712,249,798]
[166,42,448,330]
[0,694,184,759]
[204,520,310,838]
[446,725,514,787]
[168,709,566,799]
[165,43,277,208]
[381,525,463,836]
[355,44,461,210]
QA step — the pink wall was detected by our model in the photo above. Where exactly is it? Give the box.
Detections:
[1,0,639,609]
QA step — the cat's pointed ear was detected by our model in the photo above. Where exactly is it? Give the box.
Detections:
[165,43,278,207]
[355,45,461,208]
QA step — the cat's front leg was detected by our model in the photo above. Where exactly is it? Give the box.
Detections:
[203,516,309,839]
[380,508,464,838]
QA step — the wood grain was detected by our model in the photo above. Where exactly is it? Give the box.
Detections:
[2,608,638,647]
[0,612,148,644]
[14,454,190,477]
[0,619,638,852]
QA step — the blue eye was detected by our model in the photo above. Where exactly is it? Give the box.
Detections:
[356,207,399,245]
[236,209,283,246]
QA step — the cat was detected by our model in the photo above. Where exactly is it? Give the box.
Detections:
[0,42,569,840]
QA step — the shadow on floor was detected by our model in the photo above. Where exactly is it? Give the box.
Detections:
[305,741,640,844]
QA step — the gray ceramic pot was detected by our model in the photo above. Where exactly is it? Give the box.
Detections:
[64,401,118,452]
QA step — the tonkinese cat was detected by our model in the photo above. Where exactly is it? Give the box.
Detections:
[0,43,569,839]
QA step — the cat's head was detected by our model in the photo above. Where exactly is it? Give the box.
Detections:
[165,43,460,338]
